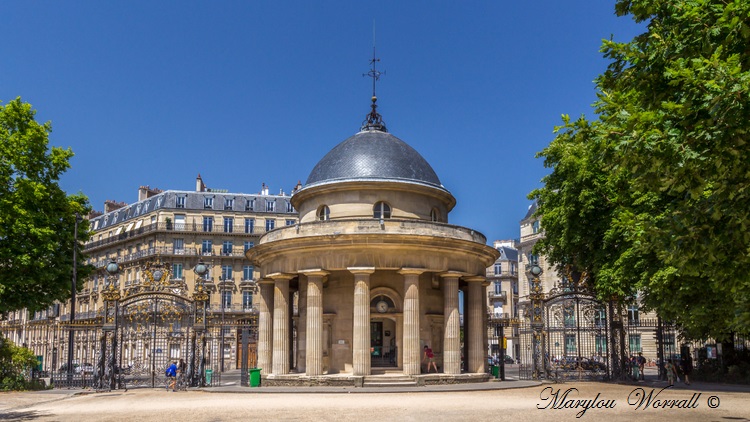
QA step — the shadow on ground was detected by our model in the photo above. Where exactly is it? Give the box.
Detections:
[0,410,51,421]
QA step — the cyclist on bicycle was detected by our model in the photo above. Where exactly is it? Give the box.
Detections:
[165,361,177,391]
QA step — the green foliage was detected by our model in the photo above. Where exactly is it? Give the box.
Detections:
[531,1,750,340]
[0,98,92,312]
[0,334,39,391]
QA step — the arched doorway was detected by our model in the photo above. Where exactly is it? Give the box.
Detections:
[370,294,397,367]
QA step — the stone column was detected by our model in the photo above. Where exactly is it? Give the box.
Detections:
[270,273,293,375]
[257,278,274,374]
[349,267,375,376]
[300,269,328,376]
[465,276,487,373]
[399,268,424,376]
[296,277,308,374]
[441,272,462,374]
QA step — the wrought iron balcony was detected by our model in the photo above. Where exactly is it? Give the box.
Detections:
[207,304,257,314]
[84,221,267,251]
[488,290,507,303]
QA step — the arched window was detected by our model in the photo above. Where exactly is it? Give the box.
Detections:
[430,208,440,222]
[317,205,330,221]
[373,202,391,220]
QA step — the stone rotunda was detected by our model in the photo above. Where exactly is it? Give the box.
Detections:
[247,97,499,384]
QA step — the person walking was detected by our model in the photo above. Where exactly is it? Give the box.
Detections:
[422,345,437,373]
[665,360,678,387]
[166,361,177,391]
[680,356,692,385]
[637,353,646,380]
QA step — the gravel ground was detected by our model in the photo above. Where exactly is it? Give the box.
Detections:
[1,382,749,421]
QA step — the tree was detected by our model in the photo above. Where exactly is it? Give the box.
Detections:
[0,98,92,313]
[531,0,750,340]
[0,333,39,390]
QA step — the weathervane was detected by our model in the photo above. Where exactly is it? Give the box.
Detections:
[361,23,387,132]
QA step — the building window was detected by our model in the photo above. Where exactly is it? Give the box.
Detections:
[204,197,214,209]
[173,263,183,280]
[174,214,185,230]
[245,199,254,211]
[266,200,276,212]
[224,198,234,210]
[594,307,606,327]
[170,343,181,359]
[563,304,576,327]
[318,206,330,221]
[221,290,232,309]
[285,219,295,226]
[596,335,608,354]
[494,281,502,294]
[510,262,517,275]
[221,265,232,281]
[173,238,184,254]
[176,196,185,208]
[565,334,577,353]
[627,305,639,325]
[243,265,254,281]
[202,240,212,255]
[373,202,391,219]
[527,253,539,266]
[242,291,253,310]
[494,263,502,275]
[532,220,541,234]
[244,218,254,234]
[203,216,214,232]
[265,219,275,231]
[430,208,440,222]
[629,334,642,353]
[222,241,233,255]
[286,201,294,213]
[244,241,254,251]
[224,217,234,233]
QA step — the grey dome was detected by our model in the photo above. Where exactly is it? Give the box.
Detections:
[306,130,442,187]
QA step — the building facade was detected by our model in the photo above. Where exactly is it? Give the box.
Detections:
[486,240,519,362]
[1,176,298,377]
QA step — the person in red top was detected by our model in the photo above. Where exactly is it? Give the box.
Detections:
[422,345,438,373]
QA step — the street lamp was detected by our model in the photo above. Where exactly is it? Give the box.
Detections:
[67,213,82,384]
[528,262,544,379]
[103,259,120,389]
[192,260,209,387]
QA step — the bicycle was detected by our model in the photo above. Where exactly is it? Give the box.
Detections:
[175,373,188,391]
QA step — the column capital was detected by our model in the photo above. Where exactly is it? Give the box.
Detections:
[463,275,488,286]
[398,268,426,276]
[258,277,275,285]
[439,271,465,280]
[266,272,295,281]
[299,268,330,278]
[347,267,375,275]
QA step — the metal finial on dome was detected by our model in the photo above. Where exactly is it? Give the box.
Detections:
[361,25,387,132]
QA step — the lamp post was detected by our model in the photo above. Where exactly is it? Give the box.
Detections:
[67,213,82,384]
[528,262,544,379]
[192,260,209,387]
[103,260,121,389]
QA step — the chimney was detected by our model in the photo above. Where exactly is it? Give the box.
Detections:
[292,180,302,193]
[261,183,269,196]
[196,174,206,192]
[138,185,163,201]
[104,200,127,213]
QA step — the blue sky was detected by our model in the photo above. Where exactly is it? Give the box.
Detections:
[2,1,643,243]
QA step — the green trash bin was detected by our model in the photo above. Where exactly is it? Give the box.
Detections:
[205,369,213,384]
[249,368,262,387]
[491,365,499,379]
